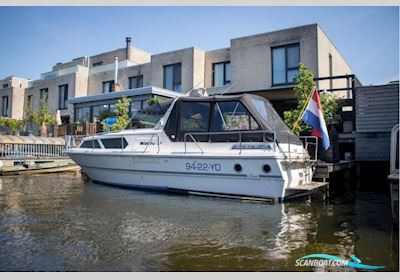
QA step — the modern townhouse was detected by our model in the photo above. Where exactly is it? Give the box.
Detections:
[0,23,356,127]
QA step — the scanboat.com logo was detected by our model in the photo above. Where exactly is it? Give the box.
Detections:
[295,254,385,270]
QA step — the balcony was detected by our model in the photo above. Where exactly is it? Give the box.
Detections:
[39,65,89,80]
[88,60,137,75]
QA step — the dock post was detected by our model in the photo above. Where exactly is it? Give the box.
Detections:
[325,183,330,199]
[356,162,361,190]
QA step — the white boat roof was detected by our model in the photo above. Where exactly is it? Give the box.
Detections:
[68,86,183,104]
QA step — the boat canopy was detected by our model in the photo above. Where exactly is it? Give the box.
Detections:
[162,94,301,144]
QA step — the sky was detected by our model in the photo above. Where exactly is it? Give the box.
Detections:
[0,6,398,85]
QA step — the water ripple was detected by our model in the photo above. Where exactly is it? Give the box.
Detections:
[0,174,397,271]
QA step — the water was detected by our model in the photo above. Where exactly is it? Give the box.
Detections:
[0,173,398,271]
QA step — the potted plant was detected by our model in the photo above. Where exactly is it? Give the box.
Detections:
[0,117,23,135]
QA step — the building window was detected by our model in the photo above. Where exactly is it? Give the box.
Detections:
[74,107,91,123]
[40,88,48,102]
[58,84,68,109]
[163,63,181,92]
[272,44,300,85]
[212,61,231,87]
[92,61,103,67]
[92,105,102,123]
[129,75,143,89]
[1,96,9,117]
[27,95,33,109]
[102,80,115,93]
[2,84,8,88]
[109,103,117,113]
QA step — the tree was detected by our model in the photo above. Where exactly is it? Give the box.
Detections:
[32,96,55,137]
[102,95,130,132]
[147,96,159,106]
[98,109,116,124]
[284,63,340,135]
[23,100,34,128]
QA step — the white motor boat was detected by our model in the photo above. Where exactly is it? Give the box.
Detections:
[66,94,327,203]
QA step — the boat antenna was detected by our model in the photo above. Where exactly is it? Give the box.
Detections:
[220,81,237,95]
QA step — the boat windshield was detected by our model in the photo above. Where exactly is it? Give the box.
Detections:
[126,99,173,129]
[250,97,301,144]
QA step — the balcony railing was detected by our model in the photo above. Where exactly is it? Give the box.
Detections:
[39,65,89,80]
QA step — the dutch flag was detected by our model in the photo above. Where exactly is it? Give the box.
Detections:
[301,88,330,150]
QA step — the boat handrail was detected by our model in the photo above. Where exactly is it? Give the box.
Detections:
[184,133,205,154]
[184,130,275,155]
[299,136,318,162]
[183,130,317,161]
[65,130,317,160]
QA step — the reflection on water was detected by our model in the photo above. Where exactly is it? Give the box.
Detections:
[0,173,398,271]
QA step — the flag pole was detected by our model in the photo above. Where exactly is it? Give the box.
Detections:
[291,88,316,133]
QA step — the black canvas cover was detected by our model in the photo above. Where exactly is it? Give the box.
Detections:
[163,94,301,144]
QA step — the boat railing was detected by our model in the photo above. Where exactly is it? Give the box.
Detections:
[298,136,318,162]
[65,135,80,150]
[184,130,275,155]
[65,130,318,160]
[184,131,317,161]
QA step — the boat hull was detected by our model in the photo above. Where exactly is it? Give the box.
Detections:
[67,152,297,200]
[83,165,285,199]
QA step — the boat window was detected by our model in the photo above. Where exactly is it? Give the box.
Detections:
[213,102,259,131]
[211,101,262,142]
[130,100,142,118]
[251,97,301,144]
[79,140,101,149]
[100,138,128,149]
[178,102,211,141]
[180,102,210,131]
[251,98,293,135]
[126,100,173,129]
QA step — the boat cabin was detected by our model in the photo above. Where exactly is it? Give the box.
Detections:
[128,94,299,144]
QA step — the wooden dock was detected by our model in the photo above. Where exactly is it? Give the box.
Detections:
[313,160,358,182]
[0,159,80,176]
[0,135,80,176]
